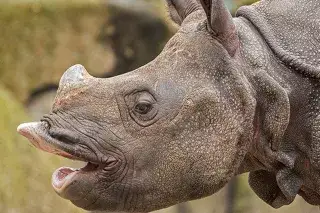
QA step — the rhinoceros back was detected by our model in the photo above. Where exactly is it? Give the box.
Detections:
[236,0,320,79]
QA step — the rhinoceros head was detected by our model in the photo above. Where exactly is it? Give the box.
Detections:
[18,0,255,212]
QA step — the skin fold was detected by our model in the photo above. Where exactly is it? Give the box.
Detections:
[17,0,320,212]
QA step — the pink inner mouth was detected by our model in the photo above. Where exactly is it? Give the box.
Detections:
[52,163,100,189]
[52,167,77,189]
[57,168,75,181]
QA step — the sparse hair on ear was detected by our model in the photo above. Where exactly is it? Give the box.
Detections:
[199,0,239,56]
[165,0,201,25]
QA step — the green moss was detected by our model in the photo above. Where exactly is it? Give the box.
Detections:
[0,86,84,213]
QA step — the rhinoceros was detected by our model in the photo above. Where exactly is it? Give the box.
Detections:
[17,0,320,212]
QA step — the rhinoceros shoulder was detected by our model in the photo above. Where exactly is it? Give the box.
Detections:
[236,0,320,79]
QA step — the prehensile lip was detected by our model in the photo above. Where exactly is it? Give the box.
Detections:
[17,121,103,192]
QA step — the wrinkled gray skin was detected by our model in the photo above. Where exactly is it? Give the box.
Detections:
[17,0,320,212]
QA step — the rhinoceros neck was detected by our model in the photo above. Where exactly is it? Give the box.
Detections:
[235,16,320,206]
[234,17,285,167]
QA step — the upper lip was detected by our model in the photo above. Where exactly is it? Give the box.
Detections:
[17,121,104,165]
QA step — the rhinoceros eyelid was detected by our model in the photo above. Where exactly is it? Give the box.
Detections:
[135,92,156,103]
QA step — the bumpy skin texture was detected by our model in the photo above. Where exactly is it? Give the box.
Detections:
[236,0,320,207]
[17,0,320,212]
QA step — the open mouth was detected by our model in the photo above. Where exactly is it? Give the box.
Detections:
[17,122,114,192]
[52,162,102,190]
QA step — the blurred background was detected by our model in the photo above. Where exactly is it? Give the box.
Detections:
[0,0,318,212]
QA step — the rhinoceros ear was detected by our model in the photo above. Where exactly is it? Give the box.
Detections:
[199,0,239,56]
[165,0,201,25]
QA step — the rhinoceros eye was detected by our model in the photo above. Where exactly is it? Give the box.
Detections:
[128,91,158,125]
[134,102,153,115]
